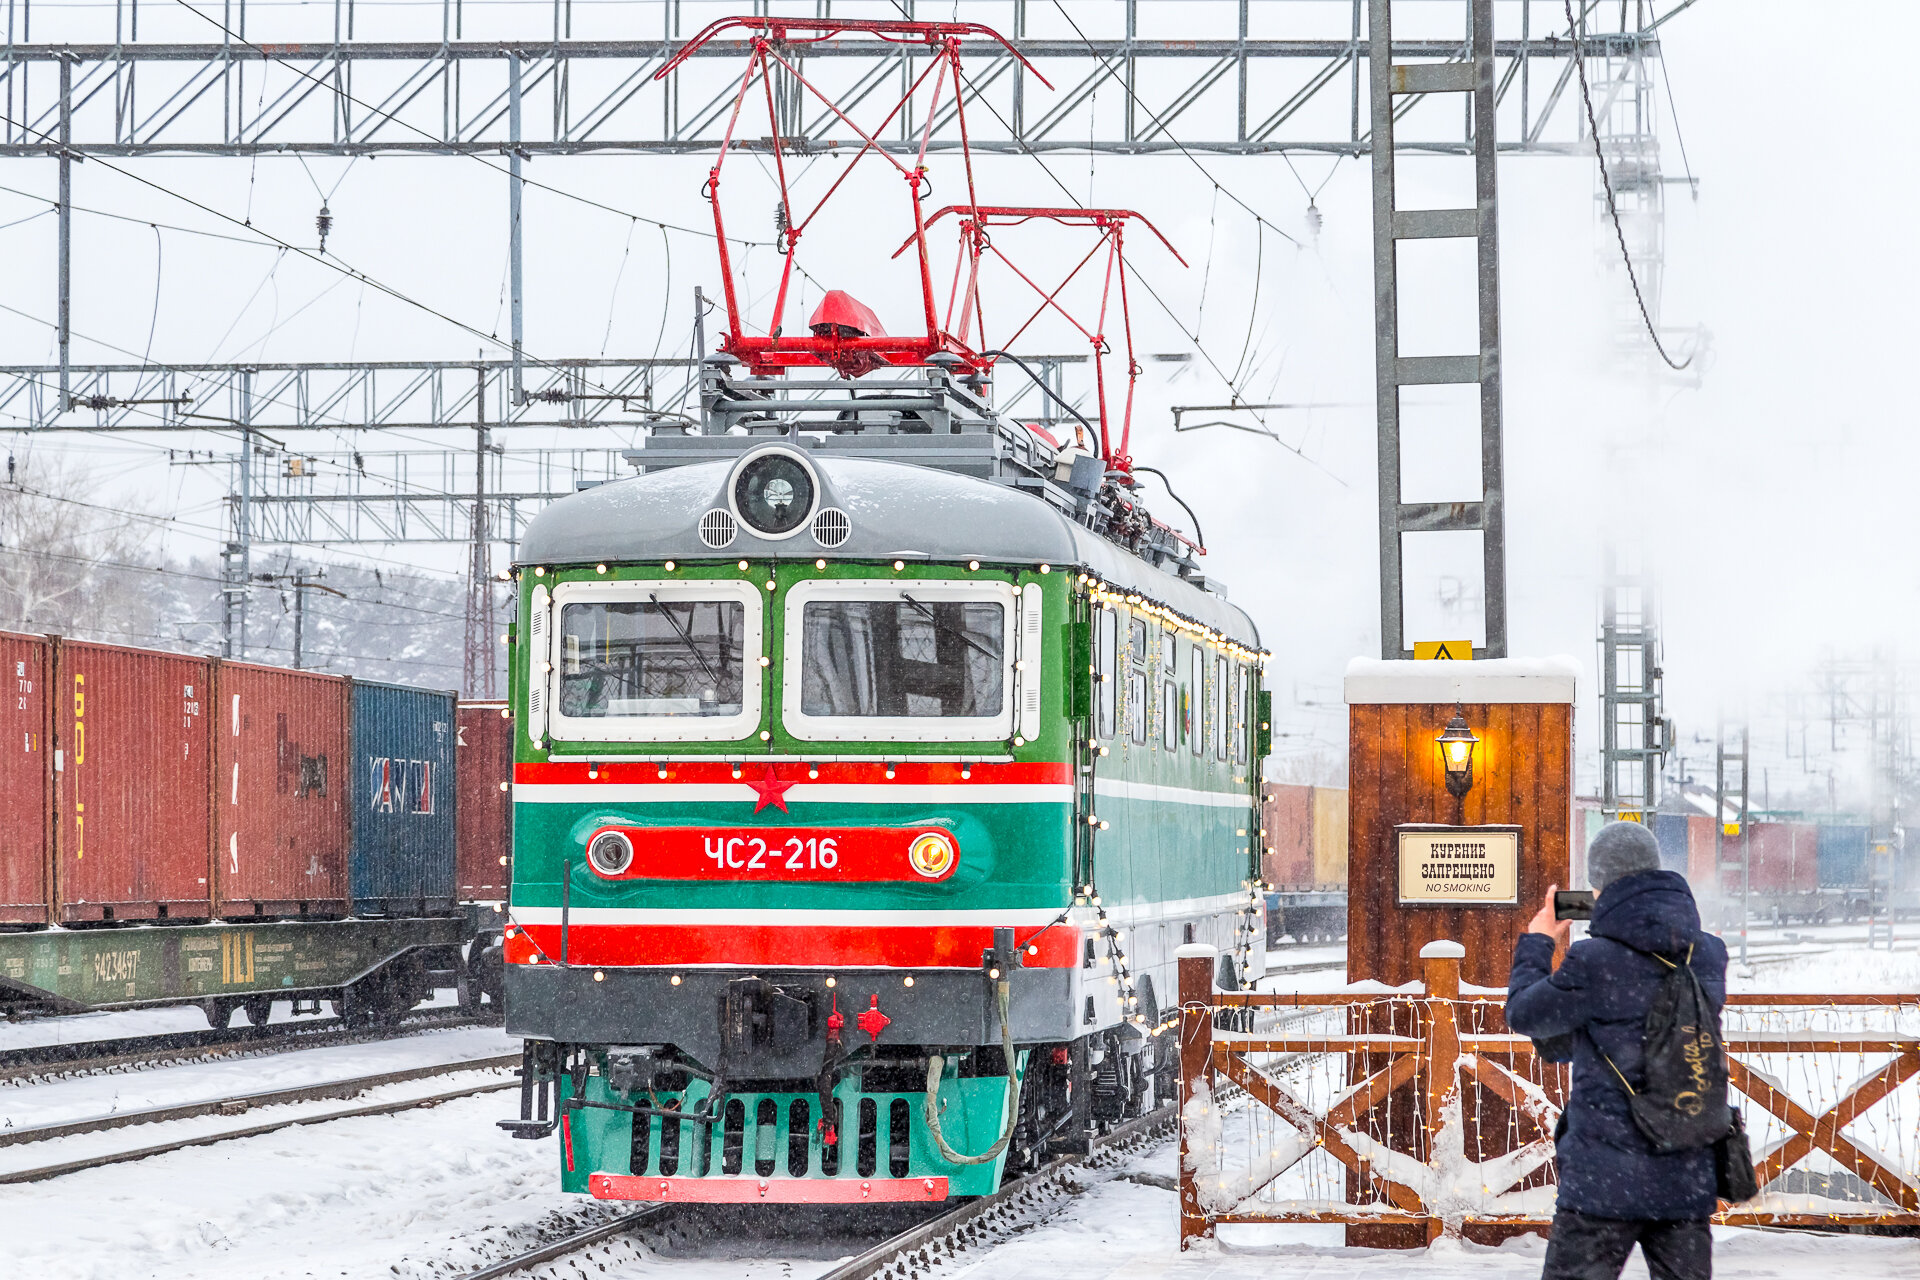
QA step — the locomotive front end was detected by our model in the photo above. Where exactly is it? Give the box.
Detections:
[501,447,1085,1201]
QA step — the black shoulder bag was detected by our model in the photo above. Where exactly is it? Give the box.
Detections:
[1596,941,1758,1203]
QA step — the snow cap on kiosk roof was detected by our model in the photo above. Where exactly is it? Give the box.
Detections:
[1343,656,1579,705]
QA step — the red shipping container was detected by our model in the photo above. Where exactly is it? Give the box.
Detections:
[1779,822,1819,893]
[1686,814,1716,892]
[1260,783,1313,889]
[214,662,350,918]
[456,702,513,901]
[0,632,52,924]
[54,640,212,922]
[1746,823,1796,894]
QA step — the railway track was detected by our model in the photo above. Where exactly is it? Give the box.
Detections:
[0,1005,500,1084]
[453,1103,1176,1280]
[0,1054,520,1183]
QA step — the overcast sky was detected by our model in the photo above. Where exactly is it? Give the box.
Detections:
[1,0,1908,799]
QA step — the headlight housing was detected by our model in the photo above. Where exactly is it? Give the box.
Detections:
[586,830,635,877]
[906,831,956,879]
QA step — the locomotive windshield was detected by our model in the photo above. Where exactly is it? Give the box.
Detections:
[799,598,1004,719]
[557,598,746,719]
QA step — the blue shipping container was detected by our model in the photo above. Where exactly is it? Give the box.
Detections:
[350,681,458,913]
[1816,824,1868,890]
[1651,814,1690,875]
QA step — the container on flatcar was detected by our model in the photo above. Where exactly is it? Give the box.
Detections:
[455,701,512,901]
[1746,821,1818,895]
[1260,783,1312,887]
[1310,785,1348,889]
[213,662,351,919]
[1686,814,1716,891]
[1817,823,1869,890]
[1651,813,1690,875]
[349,681,457,915]
[0,631,52,925]
[53,640,213,923]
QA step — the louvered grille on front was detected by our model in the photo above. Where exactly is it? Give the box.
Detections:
[810,507,851,548]
[699,508,738,549]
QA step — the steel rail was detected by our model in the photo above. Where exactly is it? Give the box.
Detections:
[455,1206,678,1280]
[0,1007,496,1084]
[815,1103,1176,1280]
[0,1052,520,1148]
[0,1075,517,1184]
[448,1102,1177,1280]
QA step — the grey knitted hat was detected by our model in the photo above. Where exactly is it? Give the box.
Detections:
[1588,820,1663,892]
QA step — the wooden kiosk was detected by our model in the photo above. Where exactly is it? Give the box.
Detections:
[1342,656,1576,1245]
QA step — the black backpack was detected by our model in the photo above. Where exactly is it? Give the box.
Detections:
[1599,941,1732,1153]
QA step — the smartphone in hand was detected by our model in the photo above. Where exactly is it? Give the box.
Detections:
[1554,890,1596,921]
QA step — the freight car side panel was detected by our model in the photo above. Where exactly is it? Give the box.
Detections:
[1817,823,1868,890]
[1261,783,1312,888]
[0,632,51,924]
[1686,815,1716,891]
[1651,813,1690,876]
[214,663,351,918]
[350,681,457,913]
[1310,786,1349,889]
[54,641,212,922]
[456,702,512,901]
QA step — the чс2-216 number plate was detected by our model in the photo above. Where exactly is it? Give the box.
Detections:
[580,826,959,883]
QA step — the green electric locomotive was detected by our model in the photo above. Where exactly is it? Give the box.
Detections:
[497,11,1271,1205]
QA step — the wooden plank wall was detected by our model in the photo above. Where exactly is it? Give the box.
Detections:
[1347,701,1573,990]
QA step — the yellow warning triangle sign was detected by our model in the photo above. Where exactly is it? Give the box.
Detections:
[1413,641,1474,661]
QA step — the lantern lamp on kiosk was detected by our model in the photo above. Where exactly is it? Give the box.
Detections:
[1435,709,1480,798]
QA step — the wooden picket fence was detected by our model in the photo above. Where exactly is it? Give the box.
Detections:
[1175,941,1920,1247]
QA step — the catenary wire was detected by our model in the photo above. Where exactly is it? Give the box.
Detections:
[0,111,659,415]
[1564,0,1692,371]
[167,0,775,247]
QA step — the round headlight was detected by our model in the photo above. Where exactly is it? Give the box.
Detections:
[730,449,818,538]
[586,830,635,877]
[907,831,956,880]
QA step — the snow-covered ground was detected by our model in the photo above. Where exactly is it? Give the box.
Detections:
[5,1098,1916,1280]
[0,930,1911,1278]
[0,1025,518,1132]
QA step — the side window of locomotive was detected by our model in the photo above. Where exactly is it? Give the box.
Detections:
[1160,675,1177,751]
[784,583,1014,740]
[557,598,746,719]
[1236,667,1251,767]
[1095,607,1117,739]
[1188,645,1203,757]
[1126,617,1148,745]
[1214,654,1229,761]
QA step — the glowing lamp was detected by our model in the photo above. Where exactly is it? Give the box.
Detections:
[1435,710,1480,799]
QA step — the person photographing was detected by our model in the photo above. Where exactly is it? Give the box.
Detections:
[1507,820,1745,1280]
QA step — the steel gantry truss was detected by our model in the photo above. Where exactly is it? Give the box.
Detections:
[1370,0,1507,659]
[0,0,1667,158]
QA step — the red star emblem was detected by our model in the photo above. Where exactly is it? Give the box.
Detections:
[748,764,795,813]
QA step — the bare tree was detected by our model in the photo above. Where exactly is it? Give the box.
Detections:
[0,452,163,644]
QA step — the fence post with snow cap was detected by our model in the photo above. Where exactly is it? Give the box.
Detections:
[1176,942,1218,1249]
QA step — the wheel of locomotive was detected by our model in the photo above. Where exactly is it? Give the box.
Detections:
[241,995,274,1027]
[1007,1045,1076,1175]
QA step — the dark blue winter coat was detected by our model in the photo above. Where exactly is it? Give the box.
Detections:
[1506,869,1729,1221]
